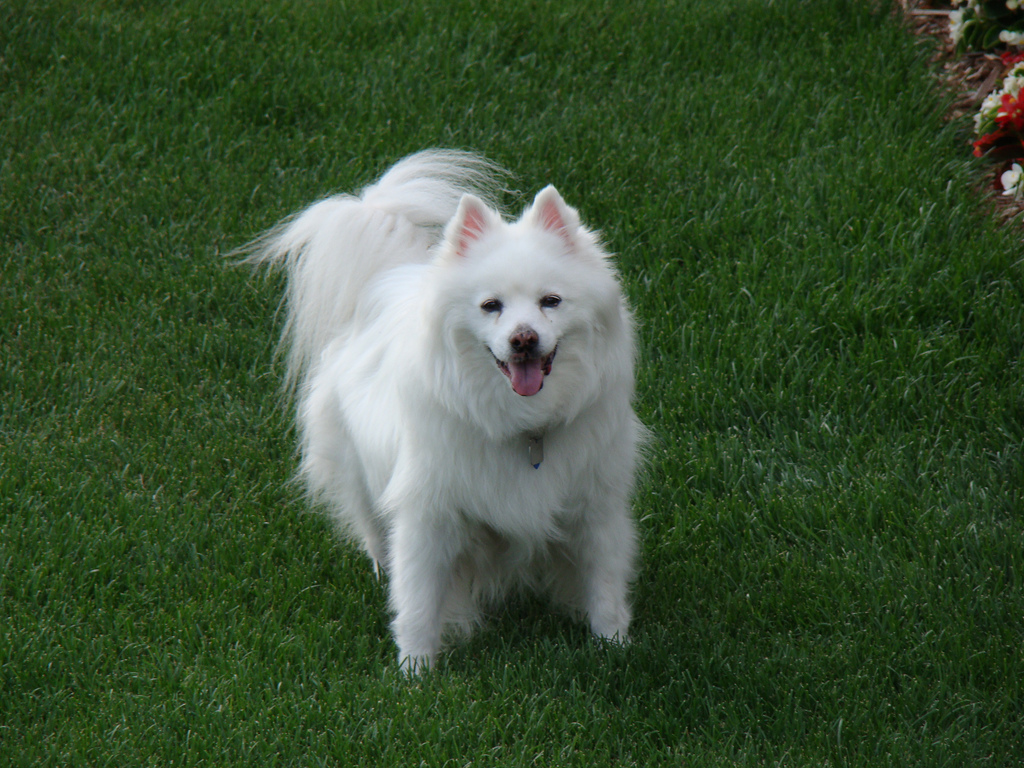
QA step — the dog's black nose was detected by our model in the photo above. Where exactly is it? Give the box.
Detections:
[509,328,539,354]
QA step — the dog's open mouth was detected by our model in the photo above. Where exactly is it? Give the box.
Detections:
[494,347,557,397]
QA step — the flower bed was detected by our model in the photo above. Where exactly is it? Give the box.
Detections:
[905,1,1024,211]
[949,1,1024,199]
[971,51,1024,198]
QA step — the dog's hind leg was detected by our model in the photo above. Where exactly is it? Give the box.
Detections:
[351,508,388,579]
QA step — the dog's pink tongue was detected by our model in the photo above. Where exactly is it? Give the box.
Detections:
[510,359,544,396]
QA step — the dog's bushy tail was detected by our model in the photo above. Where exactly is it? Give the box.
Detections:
[239,149,510,393]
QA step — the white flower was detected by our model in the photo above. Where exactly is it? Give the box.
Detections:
[999,30,1024,46]
[1001,163,1024,197]
[981,92,1001,114]
[949,10,966,45]
[1003,75,1024,98]
[976,91,1001,131]
[1009,1,1021,10]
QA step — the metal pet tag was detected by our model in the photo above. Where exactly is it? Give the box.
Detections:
[528,434,544,469]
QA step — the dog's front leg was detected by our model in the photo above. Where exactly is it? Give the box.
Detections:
[387,514,462,674]
[573,496,637,643]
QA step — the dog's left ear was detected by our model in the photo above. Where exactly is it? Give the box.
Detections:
[530,186,580,252]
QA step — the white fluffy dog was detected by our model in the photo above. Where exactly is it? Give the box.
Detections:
[246,150,644,672]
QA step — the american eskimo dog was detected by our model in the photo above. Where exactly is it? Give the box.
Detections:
[245,150,644,672]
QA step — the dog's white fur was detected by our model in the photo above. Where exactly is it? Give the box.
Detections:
[246,150,644,672]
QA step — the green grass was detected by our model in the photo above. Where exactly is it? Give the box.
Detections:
[2,0,1022,765]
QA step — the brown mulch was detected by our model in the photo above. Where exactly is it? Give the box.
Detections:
[897,0,1024,225]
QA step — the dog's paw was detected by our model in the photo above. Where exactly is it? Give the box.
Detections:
[397,650,436,676]
[591,623,631,646]
[588,600,632,645]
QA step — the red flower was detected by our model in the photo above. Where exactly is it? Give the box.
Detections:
[996,92,1024,133]
[974,129,1010,157]
[1002,51,1024,68]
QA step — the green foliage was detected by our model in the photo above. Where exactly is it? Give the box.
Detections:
[2,0,1022,765]
[951,0,1024,51]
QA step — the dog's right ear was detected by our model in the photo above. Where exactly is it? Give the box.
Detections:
[445,194,495,258]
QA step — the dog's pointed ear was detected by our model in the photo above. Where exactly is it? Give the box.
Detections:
[530,185,580,252]
[446,194,495,258]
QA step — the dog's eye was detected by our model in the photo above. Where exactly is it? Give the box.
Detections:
[480,298,503,313]
[540,294,562,309]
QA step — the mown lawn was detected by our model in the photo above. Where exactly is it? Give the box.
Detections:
[2,0,1021,765]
